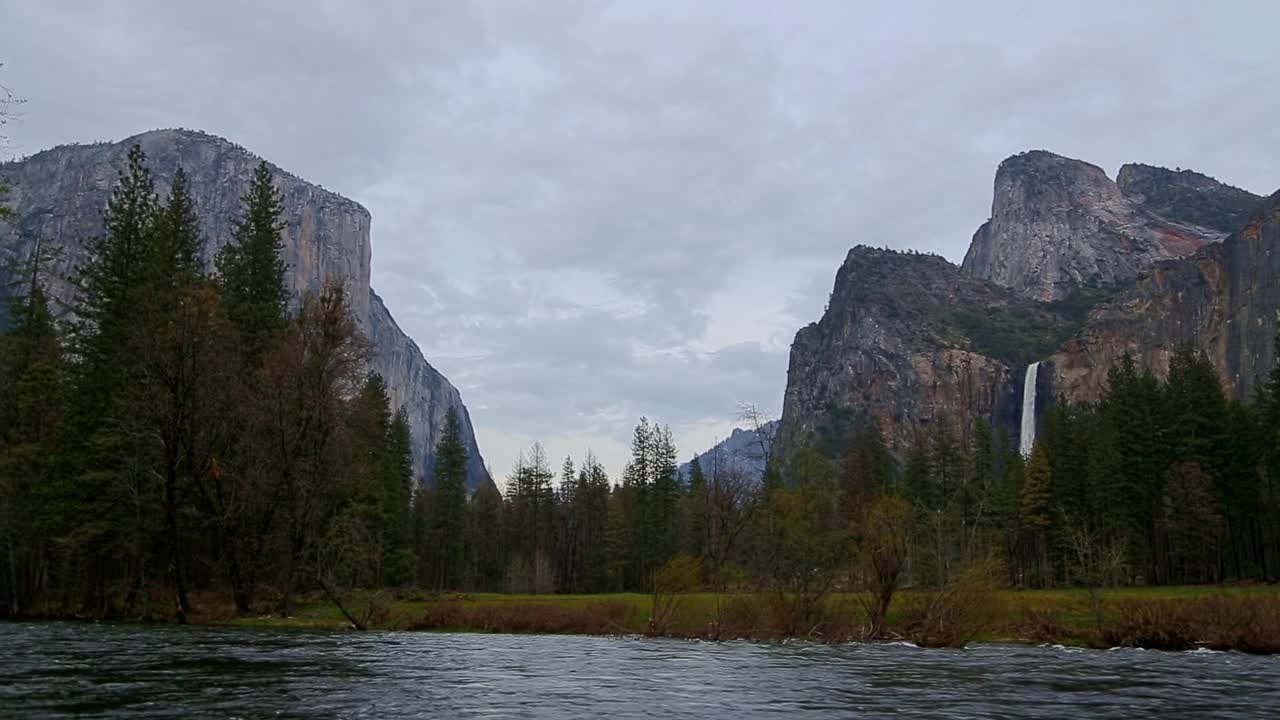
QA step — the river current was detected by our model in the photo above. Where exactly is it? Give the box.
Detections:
[1,622,1276,718]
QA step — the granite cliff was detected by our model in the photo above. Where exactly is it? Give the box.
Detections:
[779,150,1273,467]
[776,247,1075,459]
[0,129,491,490]
[1051,191,1280,404]
[960,151,1259,301]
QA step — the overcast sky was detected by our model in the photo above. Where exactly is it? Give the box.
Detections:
[2,1,1277,479]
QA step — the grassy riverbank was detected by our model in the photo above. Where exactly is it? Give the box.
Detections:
[211,585,1280,653]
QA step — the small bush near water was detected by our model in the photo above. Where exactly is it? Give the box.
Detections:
[1094,595,1280,654]
[899,561,1006,648]
[408,600,635,635]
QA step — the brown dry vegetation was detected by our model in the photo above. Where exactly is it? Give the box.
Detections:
[407,599,636,635]
[211,584,1280,654]
[1092,595,1280,654]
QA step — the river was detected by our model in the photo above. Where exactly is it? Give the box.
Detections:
[1,622,1277,718]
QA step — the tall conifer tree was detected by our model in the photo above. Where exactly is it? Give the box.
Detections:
[216,161,288,364]
[427,407,468,589]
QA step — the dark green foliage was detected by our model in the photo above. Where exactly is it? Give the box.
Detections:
[466,481,506,591]
[684,454,707,561]
[616,418,681,590]
[562,453,610,593]
[1045,285,1112,324]
[942,285,1109,368]
[842,422,895,516]
[149,167,203,291]
[813,402,856,457]
[0,266,67,615]
[215,161,289,365]
[349,376,416,587]
[1120,164,1263,233]
[73,144,157,400]
[0,150,419,622]
[425,407,468,589]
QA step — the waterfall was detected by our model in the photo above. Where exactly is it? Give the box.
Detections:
[1020,362,1040,457]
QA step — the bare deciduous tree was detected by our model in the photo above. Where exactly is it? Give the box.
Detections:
[859,495,914,638]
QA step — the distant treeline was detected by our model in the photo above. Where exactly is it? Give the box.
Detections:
[3,149,1279,632]
[470,342,1280,614]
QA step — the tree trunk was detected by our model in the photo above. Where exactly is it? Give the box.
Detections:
[227,549,252,615]
[317,575,366,630]
[6,542,18,616]
[281,531,304,617]
[164,461,192,615]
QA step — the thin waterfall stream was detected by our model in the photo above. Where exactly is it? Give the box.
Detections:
[1020,361,1040,456]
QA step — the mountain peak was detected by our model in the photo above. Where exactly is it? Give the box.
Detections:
[961,150,1229,301]
[1116,163,1263,233]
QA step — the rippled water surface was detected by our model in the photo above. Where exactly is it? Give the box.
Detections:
[2,622,1278,718]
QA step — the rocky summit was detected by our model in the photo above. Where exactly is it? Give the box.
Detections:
[779,150,1274,466]
[680,419,777,485]
[776,246,1079,459]
[960,151,1261,302]
[0,129,491,491]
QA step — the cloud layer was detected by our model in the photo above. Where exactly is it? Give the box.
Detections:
[3,0,1278,479]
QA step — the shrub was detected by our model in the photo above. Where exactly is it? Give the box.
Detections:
[900,559,1005,648]
[1095,600,1196,651]
[409,600,634,635]
[650,554,703,635]
[1016,606,1070,644]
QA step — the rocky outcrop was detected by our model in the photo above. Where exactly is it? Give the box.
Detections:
[0,129,371,323]
[961,151,1237,301]
[1051,191,1280,404]
[780,151,1275,469]
[1117,164,1262,233]
[776,247,1078,461]
[679,420,777,485]
[0,129,491,490]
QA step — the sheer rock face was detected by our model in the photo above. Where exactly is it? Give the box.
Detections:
[776,247,1042,462]
[961,151,1238,301]
[778,152,1273,468]
[0,129,371,323]
[0,128,491,490]
[367,291,490,488]
[1051,191,1280,404]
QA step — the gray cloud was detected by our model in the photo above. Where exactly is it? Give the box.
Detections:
[3,0,1278,479]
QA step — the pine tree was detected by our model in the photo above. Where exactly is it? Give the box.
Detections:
[556,455,579,591]
[0,261,67,615]
[68,144,162,615]
[215,161,288,364]
[901,438,935,511]
[384,408,416,583]
[148,167,203,295]
[74,144,157,388]
[1253,330,1280,581]
[1020,443,1053,587]
[685,454,708,561]
[427,407,468,590]
[467,481,505,591]
[143,167,211,618]
[577,452,611,592]
[649,424,680,573]
[1164,346,1228,480]
[622,418,654,589]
